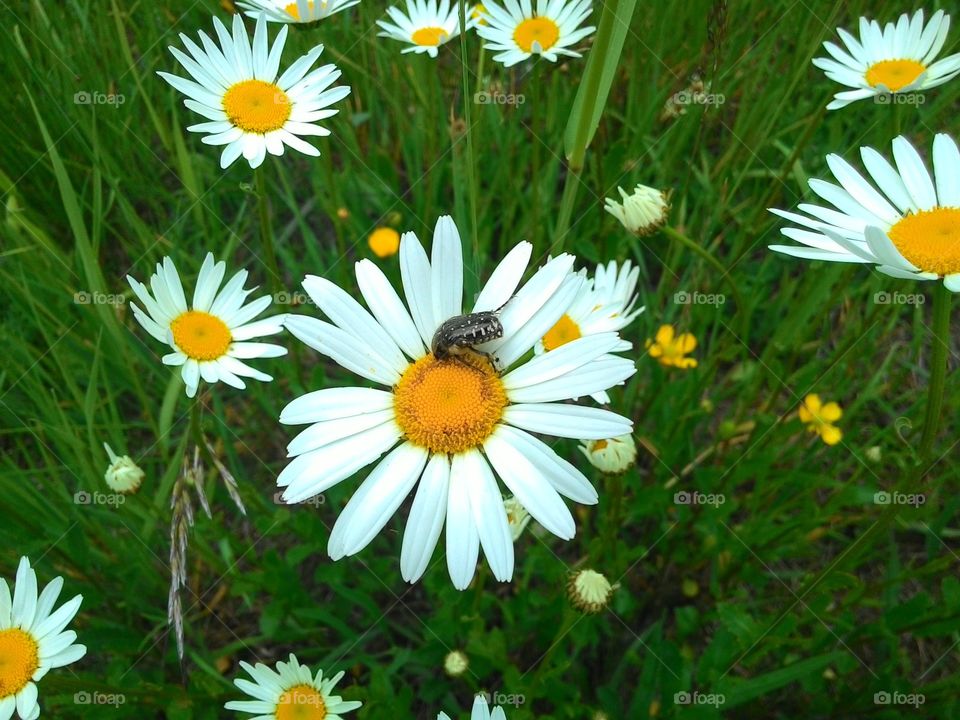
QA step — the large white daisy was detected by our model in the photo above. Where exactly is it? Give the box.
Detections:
[225,654,361,719]
[476,0,595,67]
[814,9,960,109]
[377,0,475,57]
[280,216,635,589]
[438,695,508,720]
[0,557,86,720]
[158,14,351,169]
[770,133,960,289]
[538,259,642,403]
[127,253,287,398]
[237,0,360,24]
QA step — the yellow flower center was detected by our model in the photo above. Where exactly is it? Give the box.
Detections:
[513,16,560,52]
[0,629,39,699]
[542,314,582,351]
[864,59,926,91]
[412,26,449,47]
[394,353,507,455]
[284,1,328,19]
[368,227,401,258]
[171,311,232,361]
[222,79,292,134]
[887,208,960,275]
[276,684,327,720]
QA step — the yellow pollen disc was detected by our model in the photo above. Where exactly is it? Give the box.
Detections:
[222,79,292,134]
[887,207,960,275]
[513,16,560,52]
[170,311,232,361]
[412,26,449,46]
[865,59,926,91]
[542,314,582,351]
[0,628,39,699]
[394,353,507,455]
[276,684,327,720]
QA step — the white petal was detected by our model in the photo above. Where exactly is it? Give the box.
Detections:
[892,136,937,210]
[285,316,402,386]
[473,241,533,312]
[355,259,426,360]
[280,387,395,425]
[459,452,514,582]
[445,461,481,590]
[401,454,450,583]
[503,403,632,439]
[400,231,436,346]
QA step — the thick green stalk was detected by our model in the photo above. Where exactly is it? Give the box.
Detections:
[918,282,951,467]
[459,0,480,264]
[255,166,282,298]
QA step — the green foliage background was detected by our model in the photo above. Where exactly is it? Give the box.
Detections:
[1,0,959,717]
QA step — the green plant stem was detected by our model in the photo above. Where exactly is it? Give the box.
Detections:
[918,282,951,468]
[553,0,620,246]
[459,0,479,264]
[255,166,282,298]
[661,225,746,325]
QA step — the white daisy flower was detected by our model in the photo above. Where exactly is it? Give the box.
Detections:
[538,260,642,403]
[579,433,636,474]
[770,133,960,290]
[237,0,360,24]
[127,253,287,398]
[814,10,960,109]
[225,654,361,719]
[604,184,671,236]
[158,14,351,169]
[438,694,508,720]
[280,216,635,590]
[377,0,475,58]
[476,0,595,67]
[0,557,86,720]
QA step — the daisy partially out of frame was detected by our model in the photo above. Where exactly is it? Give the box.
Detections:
[0,557,87,720]
[814,9,960,109]
[476,0,595,67]
[127,253,287,398]
[225,654,361,719]
[377,0,475,58]
[438,695,508,720]
[770,133,960,289]
[280,216,635,589]
[159,14,350,168]
[237,0,360,24]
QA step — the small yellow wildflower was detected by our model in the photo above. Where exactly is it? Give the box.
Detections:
[368,227,400,258]
[798,394,843,445]
[646,324,697,369]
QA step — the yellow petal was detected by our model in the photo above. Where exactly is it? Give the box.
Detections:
[676,333,697,354]
[656,324,675,344]
[803,394,822,413]
[820,425,842,445]
[648,344,663,358]
[820,402,842,422]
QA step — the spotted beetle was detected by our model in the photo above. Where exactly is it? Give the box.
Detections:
[431,311,504,361]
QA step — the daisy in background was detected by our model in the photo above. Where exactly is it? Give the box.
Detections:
[814,9,960,109]
[127,253,287,398]
[280,215,635,589]
[237,0,360,24]
[159,14,350,169]
[377,0,476,58]
[477,0,595,67]
[770,133,960,290]
[225,654,361,719]
[0,557,86,720]
[538,259,642,402]
[439,695,508,720]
